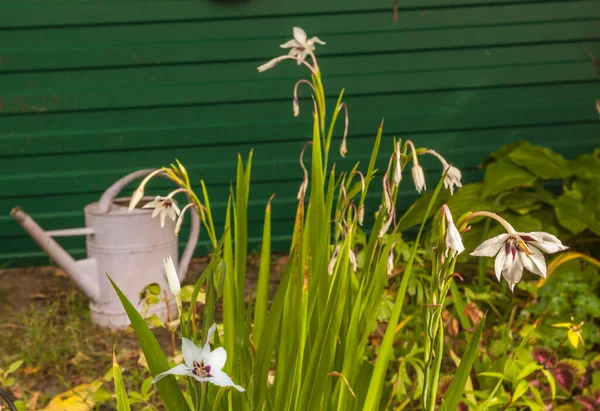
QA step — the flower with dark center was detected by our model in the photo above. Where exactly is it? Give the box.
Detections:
[471,229,567,291]
[152,323,245,391]
[142,196,181,228]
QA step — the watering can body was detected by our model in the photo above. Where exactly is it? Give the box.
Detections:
[11,170,199,329]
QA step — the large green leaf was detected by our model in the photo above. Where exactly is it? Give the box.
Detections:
[441,316,486,411]
[108,277,190,411]
[554,189,588,235]
[507,143,572,180]
[570,153,600,180]
[482,161,537,198]
[481,141,527,168]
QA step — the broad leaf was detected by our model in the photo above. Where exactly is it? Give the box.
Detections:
[508,143,572,180]
[554,189,588,235]
[482,161,536,198]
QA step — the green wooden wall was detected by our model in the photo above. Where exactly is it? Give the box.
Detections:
[1,0,599,266]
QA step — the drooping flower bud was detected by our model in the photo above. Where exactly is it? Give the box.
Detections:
[442,204,465,256]
[163,256,181,297]
[412,164,426,193]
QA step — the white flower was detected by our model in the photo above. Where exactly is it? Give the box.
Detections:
[442,205,464,256]
[423,149,462,195]
[471,231,568,291]
[393,142,402,187]
[152,324,245,392]
[412,165,426,193]
[443,165,462,195]
[163,256,181,297]
[143,196,180,228]
[280,27,325,65]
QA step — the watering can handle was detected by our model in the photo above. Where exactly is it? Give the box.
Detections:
[97,169,200,280]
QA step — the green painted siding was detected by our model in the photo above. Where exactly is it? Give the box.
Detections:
[1,0,599,266]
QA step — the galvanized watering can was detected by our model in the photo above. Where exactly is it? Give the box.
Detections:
[11,169,199,329]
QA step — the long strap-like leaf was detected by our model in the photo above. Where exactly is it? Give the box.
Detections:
[109,276,190,411]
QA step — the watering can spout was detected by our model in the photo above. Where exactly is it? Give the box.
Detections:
[10,207,100,302]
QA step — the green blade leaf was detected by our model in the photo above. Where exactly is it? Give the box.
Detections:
[541,369,556,399]
[108,276,190,411]
[441,315,486,411]
[511,380,530,404]
[113,349,132,411]
[253,195,273,345]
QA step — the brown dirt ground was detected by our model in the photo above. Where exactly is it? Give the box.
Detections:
[0,254,286,410]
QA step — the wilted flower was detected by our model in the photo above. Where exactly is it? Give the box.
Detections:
[338,103,349,157]
[441,205,464,256]
[349,248,358,272]
[297,142,311,200]
[387,243,395,276]
[152,324,245,392]
[257,56,285,72]
[143,196,181,228]
[393,141,402,187]
[328,245,340,275]
[358,204,365,226]
[469,212,568,291]
[280,27,325,65]
[292,79,315,117]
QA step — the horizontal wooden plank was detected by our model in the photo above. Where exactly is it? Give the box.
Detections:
[2,82,599,158]
[1,120,597,222]
[2,12,598,72]
[1,60,595,114]
[0,0,580,28]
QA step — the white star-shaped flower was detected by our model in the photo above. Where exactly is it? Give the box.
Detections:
[471,231,567,291]
[152,324,245,392]
[142,196,180,228]
[280,27,325,65]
